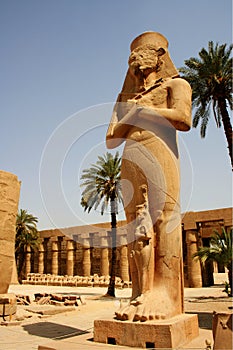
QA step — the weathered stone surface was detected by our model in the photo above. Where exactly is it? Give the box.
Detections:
[26,305,75,315]
[0,320,22,326]
[0,293,17,303]
[0,293,17,317]
[106,31,192,323]
[94,314,199,348]
[50,300,64,307]
[0,170,20,293]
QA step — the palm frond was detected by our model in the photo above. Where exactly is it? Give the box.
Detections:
[193,227,232,268]
[15,209,40,251]
[80,152,122,216]
[180,40,233,165]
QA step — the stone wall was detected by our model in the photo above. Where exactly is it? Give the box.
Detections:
[0,170,20,293]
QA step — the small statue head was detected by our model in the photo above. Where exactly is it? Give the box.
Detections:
[136,204,148,223]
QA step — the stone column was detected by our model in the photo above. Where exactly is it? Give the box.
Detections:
[74,240,82,276]
[51,240,59,275]
[119,233,129,282]
[25,245,31,277]
[186,230,202,287]
[100,233,109,276]
[120,245,129,282]
[66,240,74,276]
[38,242,44,274]
[101,248,109,276]
[82,236,91,277]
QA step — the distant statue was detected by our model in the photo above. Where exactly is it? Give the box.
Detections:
[106,32,192,321]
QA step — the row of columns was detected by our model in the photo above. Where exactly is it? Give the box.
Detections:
[25,234,130,282]
[25,228,221,288]
[25,230,200,286]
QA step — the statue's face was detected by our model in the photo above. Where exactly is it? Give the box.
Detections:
[128,44,165,79]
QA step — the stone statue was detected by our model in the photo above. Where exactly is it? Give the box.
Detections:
[106,32,192,322]
[129,185,154,305]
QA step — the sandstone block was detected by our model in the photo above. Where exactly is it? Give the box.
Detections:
[94,313,199,348]
[0,293,17,317]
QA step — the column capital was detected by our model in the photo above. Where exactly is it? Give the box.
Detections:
[100,231,110,248]
[117,227,128,246]
[50,237,59,242]
[186,229,199,244]
[51,240,59,252]
[80,233,91,248]
[25,244,31,252]
[38,243,44,252]
[66,240,74,250]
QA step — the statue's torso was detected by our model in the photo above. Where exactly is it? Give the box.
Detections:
[118,79,176,144]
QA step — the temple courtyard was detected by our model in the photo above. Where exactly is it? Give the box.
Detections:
[0,274,231,350]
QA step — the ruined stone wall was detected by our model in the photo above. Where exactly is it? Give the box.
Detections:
[0,170,20,293]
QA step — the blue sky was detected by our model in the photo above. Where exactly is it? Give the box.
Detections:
[1,0,232,230]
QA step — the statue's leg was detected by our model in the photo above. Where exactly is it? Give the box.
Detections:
[127,226,141,300]
[141,136,183,319]
[124,203,183,321]
[116,156,148,320]
[119,141,183,321]
[153,202,184,315]
[121,156,149,301]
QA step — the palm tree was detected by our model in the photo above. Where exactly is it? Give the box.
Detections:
[193,228,233,296]
[179,41,233,169]
[80,152,122,297]
[15,209,40,283]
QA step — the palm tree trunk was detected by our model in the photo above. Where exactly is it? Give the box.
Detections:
[106,196,117,297]
[218,98,233,169]
[16,246,26,284]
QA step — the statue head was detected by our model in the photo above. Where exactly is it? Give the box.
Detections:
[120,32,179,94]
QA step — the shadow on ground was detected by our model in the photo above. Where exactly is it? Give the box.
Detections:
[23,322,89,339]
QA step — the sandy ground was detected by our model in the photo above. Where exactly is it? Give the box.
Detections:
[0,283,232,350]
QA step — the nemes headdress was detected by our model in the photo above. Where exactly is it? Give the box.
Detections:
[130,31,168,51]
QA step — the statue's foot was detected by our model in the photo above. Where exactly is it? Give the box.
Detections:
[115,290,176,322]
[130,293,145,305]
[115,304,136,321]
[115,300,165,321]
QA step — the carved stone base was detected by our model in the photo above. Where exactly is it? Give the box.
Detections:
[0,293,17,319]
[94,313,199,348]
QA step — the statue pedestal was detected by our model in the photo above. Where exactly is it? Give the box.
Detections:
[0,294,17,321]
[94,313,199,349]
